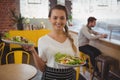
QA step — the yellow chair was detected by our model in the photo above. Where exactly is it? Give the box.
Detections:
[75,52,94,80]
[6,50,30,64]
[80,52,93,79]
[9,29,51,50]
[0,42,5,64]
[75,67,80,80]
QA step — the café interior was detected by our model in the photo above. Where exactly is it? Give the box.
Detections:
[0,0,120,80]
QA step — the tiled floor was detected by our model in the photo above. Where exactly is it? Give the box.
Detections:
[80,67,92,80]
[31,70,43,80]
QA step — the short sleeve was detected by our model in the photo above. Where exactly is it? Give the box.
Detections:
[38,38,47,62]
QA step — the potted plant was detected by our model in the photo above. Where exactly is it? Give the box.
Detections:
[10,9,24,30]
[68,14,73,26]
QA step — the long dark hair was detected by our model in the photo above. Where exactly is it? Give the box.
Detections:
[48,5,77,53]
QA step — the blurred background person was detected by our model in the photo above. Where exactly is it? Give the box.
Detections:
[78,16,107,75]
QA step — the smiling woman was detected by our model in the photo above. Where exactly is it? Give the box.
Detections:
[22,4,79,80]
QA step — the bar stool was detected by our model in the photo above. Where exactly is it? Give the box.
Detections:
[93,55,118,80]
[109,70,120,79]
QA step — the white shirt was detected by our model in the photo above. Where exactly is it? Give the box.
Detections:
[78,25,101,47]
[38,35,78,69]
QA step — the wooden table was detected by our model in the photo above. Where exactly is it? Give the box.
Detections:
[0,64,37,80]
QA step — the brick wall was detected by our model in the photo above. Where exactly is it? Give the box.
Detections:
[0,0,20,32]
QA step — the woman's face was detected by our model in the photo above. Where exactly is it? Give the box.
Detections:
[49,9,67,31]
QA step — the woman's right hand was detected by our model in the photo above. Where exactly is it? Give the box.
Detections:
[22,45,35,52]
[22,45,46,72]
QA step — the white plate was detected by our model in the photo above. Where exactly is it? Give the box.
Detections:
[56,61,86,67]
[2,39,34,46]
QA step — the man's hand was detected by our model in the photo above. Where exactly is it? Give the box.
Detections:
[100,34,108,38]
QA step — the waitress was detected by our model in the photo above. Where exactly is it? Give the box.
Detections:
[23,4,79,80]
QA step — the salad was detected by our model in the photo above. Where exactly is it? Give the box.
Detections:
[55,52,85,65]
[2,36,33,45]
[11,36,29,43]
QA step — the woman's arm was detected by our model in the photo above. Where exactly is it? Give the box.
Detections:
[30,48,46,72]
[22,46,46,72]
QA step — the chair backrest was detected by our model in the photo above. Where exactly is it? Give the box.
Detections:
[6,50,30,64]
[0,42,5,64]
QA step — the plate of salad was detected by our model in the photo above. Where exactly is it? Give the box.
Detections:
[55,52,86,67]
[2,36,34,46]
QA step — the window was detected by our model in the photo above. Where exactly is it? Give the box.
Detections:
[72,0,120,41]
[20,0,49,18]
[72,0,120,20]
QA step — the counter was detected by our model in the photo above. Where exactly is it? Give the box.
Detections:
[68,26,120,46]
[100,38,120,46]
[90,39,120,69]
